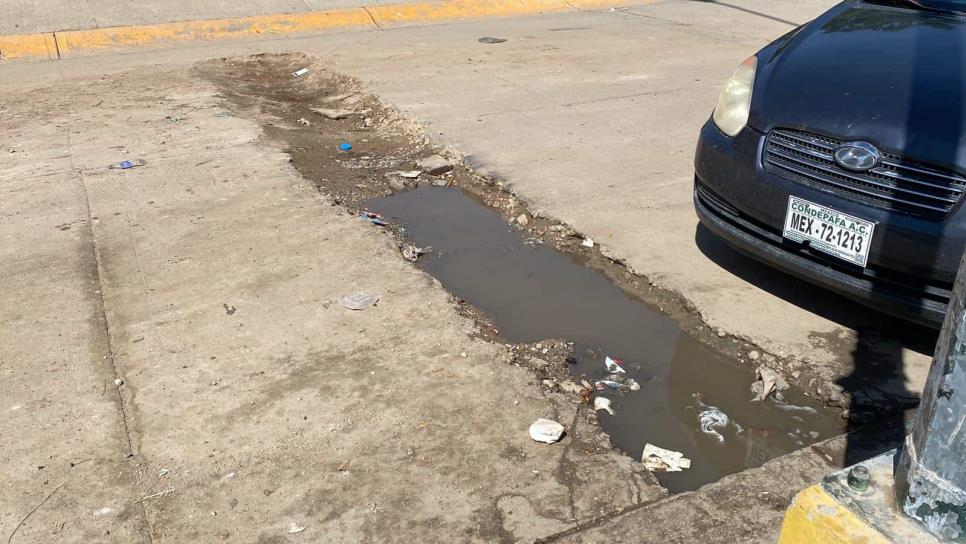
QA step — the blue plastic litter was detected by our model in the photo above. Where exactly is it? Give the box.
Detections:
[339,143,352,151]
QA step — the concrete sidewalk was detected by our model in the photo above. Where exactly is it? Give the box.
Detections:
[0,57,662,543]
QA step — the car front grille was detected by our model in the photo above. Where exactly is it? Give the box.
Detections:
[763,128,966,217]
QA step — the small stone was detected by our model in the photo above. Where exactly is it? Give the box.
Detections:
[385,174,406,191]
[559,381,583,395]
[296,118,310,126]
[288,523,307,534]
[416,154,453,175]
[748,350,760,361]
[516,214,529,227]
[717,330,725,338]
[581,238,594,248]
[791,370,802,379]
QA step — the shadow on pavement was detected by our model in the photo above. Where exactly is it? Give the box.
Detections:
[694,226,930,466]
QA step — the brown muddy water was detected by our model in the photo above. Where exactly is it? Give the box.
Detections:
[368,186,843,493]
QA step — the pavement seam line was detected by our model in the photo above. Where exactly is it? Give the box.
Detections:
[73,157,155,542]
[0,0,653,60]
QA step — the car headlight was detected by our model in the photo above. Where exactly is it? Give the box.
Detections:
[712,56,757,137]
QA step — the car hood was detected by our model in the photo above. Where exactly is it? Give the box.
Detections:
[750,0,966,174]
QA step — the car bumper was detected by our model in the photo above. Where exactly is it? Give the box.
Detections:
[693,121,954,328]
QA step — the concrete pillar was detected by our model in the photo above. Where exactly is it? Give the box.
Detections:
[896,252,966,541]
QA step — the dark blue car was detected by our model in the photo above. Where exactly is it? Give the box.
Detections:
[694,0,966,328]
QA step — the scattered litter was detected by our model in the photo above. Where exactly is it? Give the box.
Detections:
[751,365,789,402]
[311,107,356,120]
[338,461,351,471]
[581,238,595,248]
[109,159,146,170]
[479,36,508,44]
[222,303,237,315]
[642,443,691,473]
[340,292,379,311]
[360,210,388,226]
[158,468,170,477]
[114,378,124,386]
[93,507,113,516]
[594,397,615,415]
[297,117,311,126]
[288,522,307,534]
[604,356,626,374]
[695,400,732,444]
[416,154,453,175]
[214,111,233,118]
[768,396,819,415]
[401,244,431,262]
[529,418,565,444]
[165,115,184,122]
[339,142,353,151]
[594,374,639,392]
[292,67,310,77]
[395,170,421,179]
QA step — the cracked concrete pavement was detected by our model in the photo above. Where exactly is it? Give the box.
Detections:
[0,66,663,543]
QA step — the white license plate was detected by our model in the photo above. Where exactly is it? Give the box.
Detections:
[783,196,875,267]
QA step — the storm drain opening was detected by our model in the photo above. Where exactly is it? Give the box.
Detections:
[202,52,844,494]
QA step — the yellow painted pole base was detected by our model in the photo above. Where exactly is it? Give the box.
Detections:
[779,485,890,544]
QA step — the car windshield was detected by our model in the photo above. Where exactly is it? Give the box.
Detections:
[899,0,966,13]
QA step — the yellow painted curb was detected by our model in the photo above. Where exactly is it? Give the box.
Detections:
[778,485,890,544]
[0,0,650,60]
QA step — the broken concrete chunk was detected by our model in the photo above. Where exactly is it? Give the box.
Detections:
[529,418,564,444]
[310,107,356,120]
[416,154,453,176]
[751,364,789,402]
[385,175,407,192]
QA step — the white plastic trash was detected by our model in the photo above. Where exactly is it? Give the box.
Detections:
[642,443,691,472]
[604,356,626,374]
[529,418,565,444]
[594,397,615,415]
[340,292,379,311]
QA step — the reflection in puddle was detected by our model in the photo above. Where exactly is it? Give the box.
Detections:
[367,187,841,492]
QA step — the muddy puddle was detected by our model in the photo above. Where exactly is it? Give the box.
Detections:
[202,52,845,494]
[368,187,842,493]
